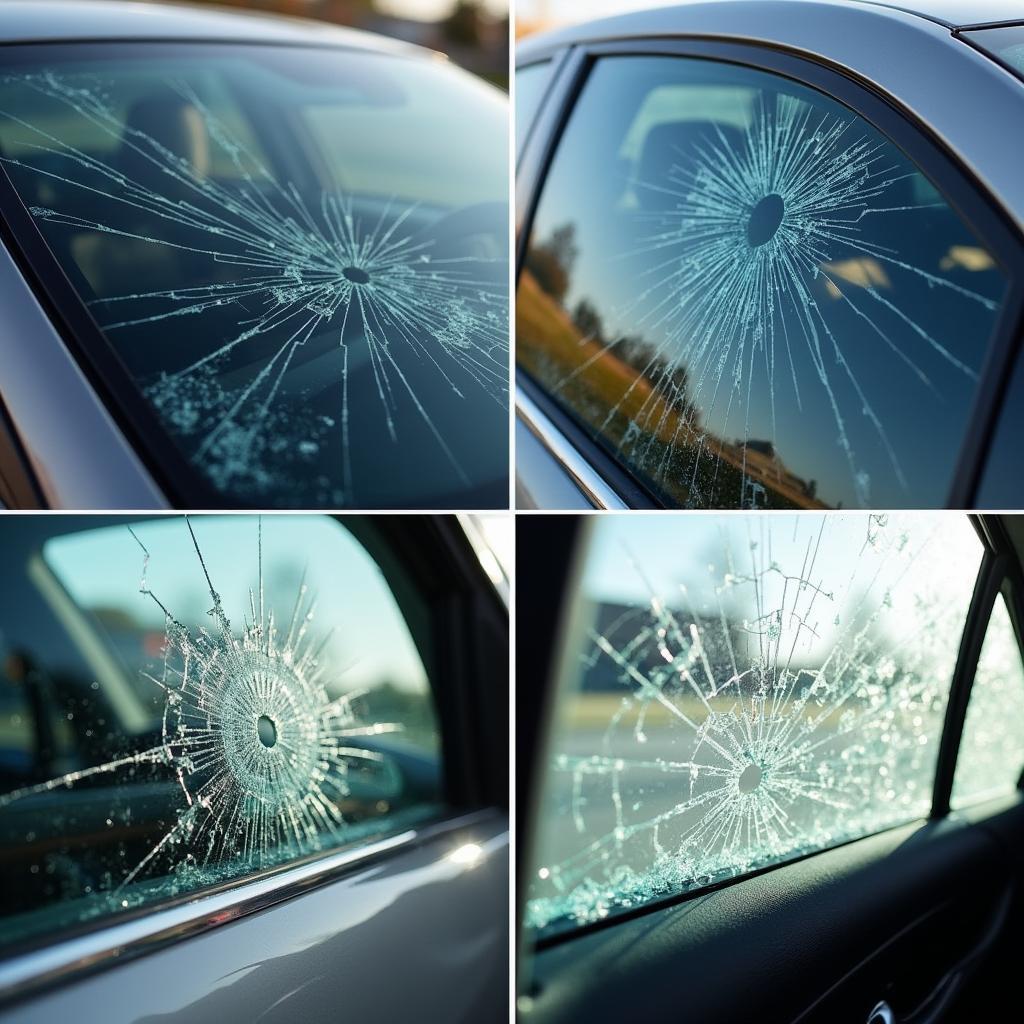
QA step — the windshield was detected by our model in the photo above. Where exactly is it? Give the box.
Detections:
[0,44,509,508]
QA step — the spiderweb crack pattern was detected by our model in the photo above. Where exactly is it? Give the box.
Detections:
[0,72,508,502]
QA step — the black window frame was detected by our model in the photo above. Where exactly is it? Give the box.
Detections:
[515,38,1024,510]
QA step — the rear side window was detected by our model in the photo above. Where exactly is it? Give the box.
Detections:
[527,513,982,936]
[517,56,1008,510]
[952,591,1024,808]
[0,44,509,509]
[0,515,441,953]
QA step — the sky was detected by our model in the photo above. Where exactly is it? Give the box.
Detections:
[379,0,509,18]
[578,512,983,664]
[43,516,431,695]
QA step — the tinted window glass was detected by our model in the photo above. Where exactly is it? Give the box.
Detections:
[515,62,551,151]
[528,513,982,936]
[0,45,509,509]
[962,25,1024,82]
[952,591,1024,807]
[517,57,1007,509]
[0,515,441,952]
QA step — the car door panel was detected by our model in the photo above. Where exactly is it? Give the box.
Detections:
[525,801,1023,1024]
[1,812,508,1024]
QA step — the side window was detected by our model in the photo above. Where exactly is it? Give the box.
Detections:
[515,61,551,154]
[952,591,1024,807]
[517,56,1008,510]
[527,513,982,936]
[0,515,441,952]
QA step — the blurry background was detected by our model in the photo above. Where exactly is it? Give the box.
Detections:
[82,0,510,86]
[517,0,676,37]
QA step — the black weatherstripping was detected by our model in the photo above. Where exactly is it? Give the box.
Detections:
[514,37,1024,509]
[340,515,509,813]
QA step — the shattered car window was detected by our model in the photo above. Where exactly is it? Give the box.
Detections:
[0,515,441,951]
[0,45,509,508]
[517,57,1007,509]
[527,513,981,936]
[951,592,1024,808]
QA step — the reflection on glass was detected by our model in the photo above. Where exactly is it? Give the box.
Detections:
[528,513,982,936]
[517,57,1006,509]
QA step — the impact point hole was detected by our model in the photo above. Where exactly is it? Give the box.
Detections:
[747,193,785,246]
[257,715,278,749]
[738,763,763,793]
[343,266,370,285]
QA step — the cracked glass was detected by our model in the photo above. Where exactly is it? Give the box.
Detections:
[0,515,441,952]
[0,44,509,508]
[528,513,983,937]
[517,57,1007,510]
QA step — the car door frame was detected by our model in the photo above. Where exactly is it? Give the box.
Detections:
[514,35,1024,510]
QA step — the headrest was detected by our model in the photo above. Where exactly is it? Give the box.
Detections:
[635,119,744,210]
[118,94,211,187]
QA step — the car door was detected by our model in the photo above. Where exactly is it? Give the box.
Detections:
[517,511,1024,1024]
[0,513,508,1023]
[515,37,1024,510]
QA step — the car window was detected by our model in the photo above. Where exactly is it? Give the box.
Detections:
[527,513,982,936]
[951,591,1024,808]
[517,56,1008,510]
[515,61,551,152]
[961,25,1024,83]
[0,515,442,953]
[0,44,509,509]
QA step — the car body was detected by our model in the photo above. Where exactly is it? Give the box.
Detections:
[0,2,510,510]
[515,1,1024,510]
[0,513,509,1022]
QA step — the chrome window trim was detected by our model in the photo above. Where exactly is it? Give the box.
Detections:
[0,808,496,1006]
[515,389,628,510]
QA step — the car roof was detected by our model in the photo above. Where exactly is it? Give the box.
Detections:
[517,0,1024,60]
[0,0,430,56]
